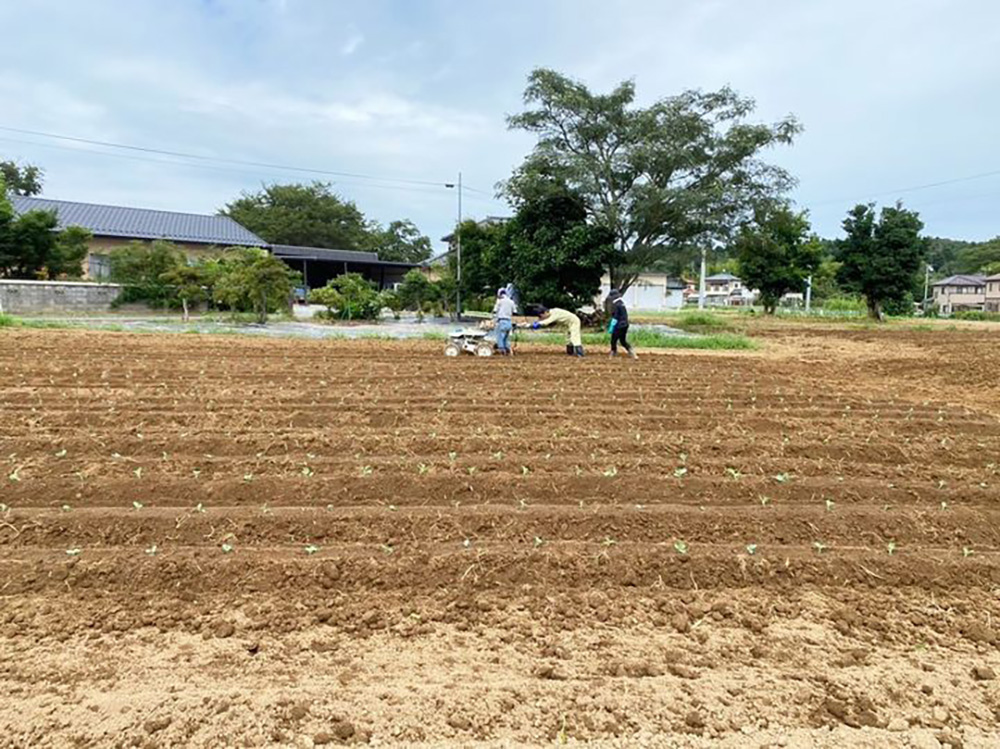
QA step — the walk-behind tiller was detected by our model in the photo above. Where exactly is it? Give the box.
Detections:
[443,319,522,358]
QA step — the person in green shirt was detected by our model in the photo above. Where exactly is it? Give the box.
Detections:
[531,307,584,357]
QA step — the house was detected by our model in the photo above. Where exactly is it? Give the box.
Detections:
[10,196,416,291]
[11,195,267,279]
[931,274,986,315]
[697,272,755,307]
[986,274,1000,313]
[599,273,686,311]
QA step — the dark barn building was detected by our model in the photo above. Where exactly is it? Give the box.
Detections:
[270,245,418,294]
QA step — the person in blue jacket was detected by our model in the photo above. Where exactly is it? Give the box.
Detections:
[607,289,637,359]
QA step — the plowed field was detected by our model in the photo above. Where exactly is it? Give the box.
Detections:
[2,326,1000,748]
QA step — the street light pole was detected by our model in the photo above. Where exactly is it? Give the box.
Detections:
[456,171,462,319]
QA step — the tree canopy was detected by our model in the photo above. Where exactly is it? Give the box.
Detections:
[1,160,43,196]
[0,176,90,279]
[221,182,432,262]
[504,68,800,293]
[734,204,821,314]
[835,203,928,320]
[366,219,432,263]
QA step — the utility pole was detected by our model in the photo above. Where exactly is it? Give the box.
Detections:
[923,264,933,314]
[805,275,813,314]
[698,245,707,310]
[456,171,462,319]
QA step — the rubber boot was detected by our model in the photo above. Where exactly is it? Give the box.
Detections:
[609,350,618,358]
[574,346,585,357]
[566,344,575,356]
[628,348,638,360]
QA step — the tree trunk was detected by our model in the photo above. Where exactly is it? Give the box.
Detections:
[181,297,189,323]
[258,288,268,324]
[867,297,884,322]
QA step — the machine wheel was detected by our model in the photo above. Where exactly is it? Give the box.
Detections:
[444,342,461,357]
[475,343,494,357]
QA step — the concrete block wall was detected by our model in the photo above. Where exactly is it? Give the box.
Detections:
[0,280,122,314]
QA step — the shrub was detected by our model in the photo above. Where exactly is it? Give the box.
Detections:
[953,310,1000,322]
[671,311,734,332]
[309,273,382,320]
[821,295,866,313]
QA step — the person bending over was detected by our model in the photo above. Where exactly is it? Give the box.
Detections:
[531,307,584,357]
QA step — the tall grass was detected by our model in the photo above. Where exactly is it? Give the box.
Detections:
[525,330,755,350]
[0,313,16,327]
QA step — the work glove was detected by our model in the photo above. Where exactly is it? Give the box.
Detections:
[607,319,617,334]
[531,321,541,330]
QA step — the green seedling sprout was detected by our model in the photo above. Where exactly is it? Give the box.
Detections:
[813,541,827,553]
[243,473,254,482]
[963,547,974,558]
[940,501,948,511]
[8,468,20,482]
[673,540,689,555]
[133,467,143,479]
[145,544,158,556]
[61,504,71,513]
[360,465,373,476]
[132,501,144,511]
[726,467,742,480]
[534,536,545,547]
[775,473,790,484]
[521,466,530,476]
[381,544,394,555]
[301,466,314,477]
[55,449,67,458]
[887,541,897,555]
[221,543,234,554]
[417,463,429,475]
[825,498,835,512]
[601,537,617,547]
[195,503,206,513]
[746,544,758,555]
[304,544,320,555]
[462,538,471,549]
[603,466,618,478]
[673,467,688,479]
[758,495,771,507]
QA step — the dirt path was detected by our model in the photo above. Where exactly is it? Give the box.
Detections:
[1,328,999,747]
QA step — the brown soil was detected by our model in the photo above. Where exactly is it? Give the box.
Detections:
[2,325,1000,748]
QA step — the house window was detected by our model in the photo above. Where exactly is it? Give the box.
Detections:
[88,254,111,280]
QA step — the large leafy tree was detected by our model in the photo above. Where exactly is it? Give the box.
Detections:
[222,182,371,250]
[955,236,1000,274]
[1,160,43,196]
[367,219,432,263]
[504,68,800,293]
[734,204,821,314]
[836,203,928,321]
[503,190,615,309]
[212,248,300,324]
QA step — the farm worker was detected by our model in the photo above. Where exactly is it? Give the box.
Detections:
[492,287,516,355]
[606,289,637,359]
[531,307,584,357]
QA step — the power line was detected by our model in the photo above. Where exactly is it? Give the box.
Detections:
[810,168,1000,208]
[0,124,462,189]
[0,135,500,204]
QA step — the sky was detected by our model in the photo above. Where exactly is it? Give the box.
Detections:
[1,0,999,250]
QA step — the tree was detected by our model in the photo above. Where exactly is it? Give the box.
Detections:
[50,226,91,279]
[836,203,928,321]
[449,219,508,304]
[396,268,439,319]
[222,182,371,250]
[213,249,300,324]
[110,241,185,307]
[1,160,43,196]
[734,205,821,313]
[367,219,432,263]
[503,191,615,309]
[504,68,800,293]
[159,264,208,321]
[955,236,1000,274]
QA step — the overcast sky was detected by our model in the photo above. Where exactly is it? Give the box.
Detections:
[2,0,998,249]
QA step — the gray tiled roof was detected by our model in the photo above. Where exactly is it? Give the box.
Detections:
[705,272,741,282]
[272,244,419,268]
[10,196,268,247]
[931,274,986,287]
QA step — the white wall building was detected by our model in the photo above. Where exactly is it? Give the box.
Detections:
[598,272,686,311]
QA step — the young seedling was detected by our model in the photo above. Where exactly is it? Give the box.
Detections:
[467,466,477,475]
[133,467,143,479]
[243,473,254,482]
[304,544,320,555]
[221,543,234,554]
[887,541,897,556]
[774,473,790,484]
[746,544,758,555]
[381,544,395,555]
[603,466,618,478]
[145,544,158,556]
[601,537,617,547]
[301,466,314,477]
[55,449,67,458]
[360,465,373,477]
[61,504,72,513]
[726,467,742,480]
[962,546,975,558]
[195,503,206,513]
[940,501,948,511]
[758,495,771,507]
[8,468,21,482]
[0,503,8,513]
[533,536,545,548]
[417,463,429,475]
[448,452,457,462]
[825,498,835,512]
[673,467,688,479]
[813,541,827,554]
[462,538,471,549]
[521,466,530,476]
[66,547,82,556]
[673,540,689,555]
[132,501,144,511]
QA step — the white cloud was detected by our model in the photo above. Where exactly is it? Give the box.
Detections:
[341,27,365,56]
